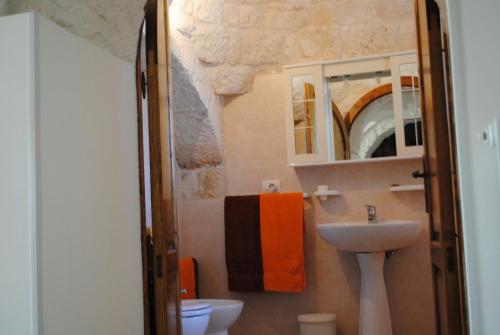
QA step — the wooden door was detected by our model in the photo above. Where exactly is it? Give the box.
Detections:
[137,0,180,334]
[414,0,468,334]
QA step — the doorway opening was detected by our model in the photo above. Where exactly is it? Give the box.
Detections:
[136,1,180,334]
[135,1,470,334]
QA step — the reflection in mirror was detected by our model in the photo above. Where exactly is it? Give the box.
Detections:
[329,69,422,161]
[332,103,350,159]
[349,92,396,159]
[400,63,422,147]
[292,75,318,154]
[330,71,395,160]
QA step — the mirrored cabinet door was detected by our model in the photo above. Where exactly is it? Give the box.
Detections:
[284,65,329,164]
[283,52,422,166]
[391,54,424,156]
[328,69,395,161]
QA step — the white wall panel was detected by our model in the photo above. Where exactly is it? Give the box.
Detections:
[447,1,500,333]
[0,13,37,335]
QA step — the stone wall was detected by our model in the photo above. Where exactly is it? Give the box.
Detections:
[0,0,7,12]
[1,0,145,62]
[170,0,416,95]
[168,0,417,198]
[0,0,226,199]
[1,0,418,199]
[171,55,225,198]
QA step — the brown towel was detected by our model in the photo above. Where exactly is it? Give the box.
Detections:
[225,195,264,292]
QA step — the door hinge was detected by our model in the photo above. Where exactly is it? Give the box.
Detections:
[431,230,439,241]
[412,158,431,213]
[444,231,459,240]
[431,231,458,242]
[447,247,456,273]
[141,72,147,99]
[156,254,163,278]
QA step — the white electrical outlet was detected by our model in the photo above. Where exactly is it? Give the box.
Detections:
[262,179,280,193]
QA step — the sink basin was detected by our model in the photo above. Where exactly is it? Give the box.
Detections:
[316,220,423,335]
[316,220,423,252]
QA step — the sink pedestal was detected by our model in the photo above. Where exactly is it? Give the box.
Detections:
[316,221,423,335]
[356,252,392,335]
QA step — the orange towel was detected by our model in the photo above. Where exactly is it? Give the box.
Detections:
[179,258,198,299]
[260,192,305,292]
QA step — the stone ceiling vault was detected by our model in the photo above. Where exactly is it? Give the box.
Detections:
[1,0,417,199]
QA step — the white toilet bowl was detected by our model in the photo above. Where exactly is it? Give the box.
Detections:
[185,299,243,335]
[181,300,213,335]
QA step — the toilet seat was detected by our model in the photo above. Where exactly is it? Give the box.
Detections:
[191,299,244,335]
[181,300,213,318]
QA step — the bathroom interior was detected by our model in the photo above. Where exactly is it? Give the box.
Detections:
[165,0,438,334]
[2,0,500,335]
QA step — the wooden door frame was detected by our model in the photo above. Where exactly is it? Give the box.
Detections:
[136,18,152,335]
[136,0,180,334]
[415,0,469,333]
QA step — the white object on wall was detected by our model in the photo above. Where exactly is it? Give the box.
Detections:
[484,117,500,185]
[0,12,143,335]
[389,184,424,192]
[316,185,329,201]
[262,180,281,193]
[314,185,342,201]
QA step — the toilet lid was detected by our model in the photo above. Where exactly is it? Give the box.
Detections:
[181,300,212,318]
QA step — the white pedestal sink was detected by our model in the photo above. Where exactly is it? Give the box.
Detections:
[316,220,423,335]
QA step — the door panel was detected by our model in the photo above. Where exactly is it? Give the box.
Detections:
[136,20,154,335]
[415,0,468,334]
[137,0,180,334]
[156,0,180,332]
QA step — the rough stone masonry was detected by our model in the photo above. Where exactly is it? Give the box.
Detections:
[1,0,416,199]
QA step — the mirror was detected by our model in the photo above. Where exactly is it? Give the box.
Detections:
[283,52,423,166]
[292,75,318,154]
[399,63,423,148]
[329,63,422,161]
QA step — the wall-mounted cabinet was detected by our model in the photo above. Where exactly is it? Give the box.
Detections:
[283,51,423,166]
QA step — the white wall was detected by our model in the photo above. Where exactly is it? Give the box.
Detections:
[0,13,38,335]
[1,12,143,335]
[446,1,500,334]
[35,14,143,335]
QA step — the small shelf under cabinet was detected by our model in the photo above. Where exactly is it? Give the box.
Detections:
[389,184,424,192]
[314,190,342,197]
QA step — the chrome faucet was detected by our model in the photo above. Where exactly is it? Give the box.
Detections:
[365,205,377,224]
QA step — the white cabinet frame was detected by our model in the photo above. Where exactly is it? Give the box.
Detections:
[284,65,331,164]
[283,51,422,166]
[391,53,423,157]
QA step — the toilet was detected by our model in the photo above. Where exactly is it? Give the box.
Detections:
[184,299,244,335]
[181,300,213,335]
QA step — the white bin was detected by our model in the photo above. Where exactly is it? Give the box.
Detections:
[298,313,336,335]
